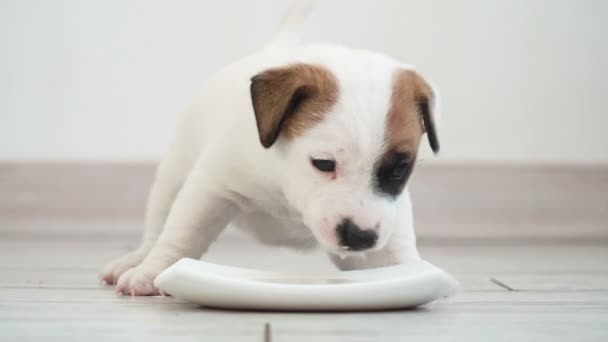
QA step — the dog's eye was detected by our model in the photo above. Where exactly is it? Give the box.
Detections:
[391,161,409,179]
[311,159,336,172]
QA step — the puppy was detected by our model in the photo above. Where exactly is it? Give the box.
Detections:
[101,1,440,295]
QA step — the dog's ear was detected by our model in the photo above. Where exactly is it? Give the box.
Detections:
[250,63,338,148]
[391,69,440,154]
[412,71,440,154]
[417,79,440,154]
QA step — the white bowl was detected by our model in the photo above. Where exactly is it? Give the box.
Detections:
[155,258,460,311]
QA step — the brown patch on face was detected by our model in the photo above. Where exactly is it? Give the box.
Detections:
[385,68,438,154]
[373,69,439,197]
[250,63,339,148]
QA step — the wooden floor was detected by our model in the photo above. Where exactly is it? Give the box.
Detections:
[1,163,607,341]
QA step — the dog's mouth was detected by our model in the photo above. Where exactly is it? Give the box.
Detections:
[328,246,380,261]
[321,238,386,257]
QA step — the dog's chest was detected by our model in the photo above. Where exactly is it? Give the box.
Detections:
[224,180,317,249]
[232,211,316,249]
[230,197,316,250]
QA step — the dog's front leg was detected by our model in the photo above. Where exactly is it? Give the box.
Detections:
[115,165,238,296]
[101,150,188,284]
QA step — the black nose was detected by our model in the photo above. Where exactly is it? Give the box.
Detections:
[336,218,378,251]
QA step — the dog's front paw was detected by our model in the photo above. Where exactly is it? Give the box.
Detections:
[100,249,147,285]
[115,264,164,296]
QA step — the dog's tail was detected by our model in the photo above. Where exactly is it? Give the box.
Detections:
[263,0,315,50]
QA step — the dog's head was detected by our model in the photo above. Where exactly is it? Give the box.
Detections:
[250,60,439,254]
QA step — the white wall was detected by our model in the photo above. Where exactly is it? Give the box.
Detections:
[1,0,607,163]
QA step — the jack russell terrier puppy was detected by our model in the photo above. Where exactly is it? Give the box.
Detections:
[101,1,440,295]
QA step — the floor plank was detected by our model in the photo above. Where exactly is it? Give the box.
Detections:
[490,273,608,291]
[1,292,607,342]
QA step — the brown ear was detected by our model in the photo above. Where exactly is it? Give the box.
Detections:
[391,69,440,154]
[250,63,338,148]
[417,84,440,154]
[412,71,440,154]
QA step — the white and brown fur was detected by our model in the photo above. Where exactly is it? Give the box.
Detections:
[101,1,440,295]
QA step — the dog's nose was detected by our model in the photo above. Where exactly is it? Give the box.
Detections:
[336,218,378,251]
